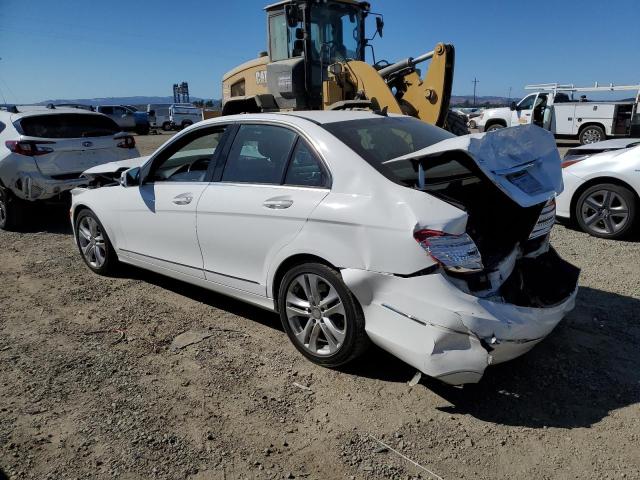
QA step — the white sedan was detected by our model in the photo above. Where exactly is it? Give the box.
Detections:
[71,113,579,385]
[556,139,640,238]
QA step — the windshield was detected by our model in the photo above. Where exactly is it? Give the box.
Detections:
[322,116,454,185]
[309,2,363,63]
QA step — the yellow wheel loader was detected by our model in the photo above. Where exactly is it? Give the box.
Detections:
[221,0,468,135]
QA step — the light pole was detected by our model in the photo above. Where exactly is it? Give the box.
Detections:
[472,78,479,106]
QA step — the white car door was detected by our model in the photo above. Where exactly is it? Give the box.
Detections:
[196,123,331,296]
[511,94,537,126]
[117,125,229,278]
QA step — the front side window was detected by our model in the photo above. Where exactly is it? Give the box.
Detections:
[151,128,226,182]
[518,95,537,110]
[221,124,297,184]
[100,106,114,115]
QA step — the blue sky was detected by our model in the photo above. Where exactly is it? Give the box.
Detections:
[0,0,638,104]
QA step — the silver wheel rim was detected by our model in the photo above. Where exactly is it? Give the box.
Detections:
[581,189,629,235]
[78,216,107,268]
[582,128,602,144]
[285,273,347,356]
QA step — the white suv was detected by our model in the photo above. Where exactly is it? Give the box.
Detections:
[0,105,140,230]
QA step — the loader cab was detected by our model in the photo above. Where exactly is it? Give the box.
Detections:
[265,0,368,109]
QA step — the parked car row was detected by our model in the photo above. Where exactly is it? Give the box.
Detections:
[146,103,203,131]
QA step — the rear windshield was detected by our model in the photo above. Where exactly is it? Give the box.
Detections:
[322,116,454,184]
[17,114,120,138]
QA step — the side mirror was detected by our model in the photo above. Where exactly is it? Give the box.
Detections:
[285,5,300,27]
[376,16,384,38]
[510,101,517,111]
[119,167,140,187]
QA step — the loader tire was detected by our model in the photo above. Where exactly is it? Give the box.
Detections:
[444,110,470,136]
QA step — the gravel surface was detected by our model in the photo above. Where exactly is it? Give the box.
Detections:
[1,133,639,479]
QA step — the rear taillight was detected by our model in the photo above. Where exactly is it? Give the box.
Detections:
[117,136,136,149]
[5,140,54,156]
[414,229,484,273]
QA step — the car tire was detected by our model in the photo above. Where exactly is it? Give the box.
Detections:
[74,209,118,275]
[579,125,605,145]
[0,187,27,231]
[181,121,193,130]
[162,122,173,131]
[574,183,636,239]
[485,123,505,132]
[278,263,369,368]
[444,110,470,136]
[136,127,150,135]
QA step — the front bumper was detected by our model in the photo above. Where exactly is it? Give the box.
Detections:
[342,268,577,385]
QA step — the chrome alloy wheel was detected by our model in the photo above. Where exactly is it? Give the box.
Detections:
[581,127,603,144]
[581,189,630,235]
[285,273,347,356]
[77,216,107,268]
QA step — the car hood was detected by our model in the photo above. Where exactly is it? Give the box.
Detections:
[82,155,149,176]
[386,125,563,208]
[482,107,511,118]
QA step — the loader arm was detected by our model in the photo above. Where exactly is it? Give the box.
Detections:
[323,43,454,128]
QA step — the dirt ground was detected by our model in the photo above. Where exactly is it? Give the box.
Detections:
[1,132,639,480]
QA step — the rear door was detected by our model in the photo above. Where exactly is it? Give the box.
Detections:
[196,123,331,296]
[17,113,134,176]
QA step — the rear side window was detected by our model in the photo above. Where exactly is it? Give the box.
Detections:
[222,124,297,184]
[0,121,5,134]
[284,140,329,187]
[17,114,120,138]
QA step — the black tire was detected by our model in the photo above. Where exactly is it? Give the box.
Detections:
[162,122,173,132]
[444,110,470,136]
[574,183,636,239]
[278,263,369,368]
[136,127,150,135]
[579,124,605,145]
[181,120,193,130]
[0,187,27,231]
[485,123,505,132]
[74,209,118,274]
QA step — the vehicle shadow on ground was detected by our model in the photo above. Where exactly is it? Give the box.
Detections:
[117,264,284,333]
[20,205,73,234]
[117,266,640,429]
[425,286,640,429]
[555,217,640,241]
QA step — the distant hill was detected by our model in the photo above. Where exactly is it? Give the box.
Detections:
[37,96,221,107]
[450,95,511,107]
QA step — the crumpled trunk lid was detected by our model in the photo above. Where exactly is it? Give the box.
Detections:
[387,125,563,207]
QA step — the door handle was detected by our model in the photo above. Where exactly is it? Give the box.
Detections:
[263,199,293,209]
[172,193,193,205]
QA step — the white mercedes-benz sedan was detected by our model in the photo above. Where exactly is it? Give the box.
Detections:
[71,112,579,385]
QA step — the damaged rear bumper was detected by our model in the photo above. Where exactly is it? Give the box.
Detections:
[342,265,577,385]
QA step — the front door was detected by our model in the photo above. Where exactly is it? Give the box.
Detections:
[197,123,331,296]
[117,125,228,278]
[511,94,538,126]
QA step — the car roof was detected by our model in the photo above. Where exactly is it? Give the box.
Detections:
[0,106,107,123]
[203,110,404,128]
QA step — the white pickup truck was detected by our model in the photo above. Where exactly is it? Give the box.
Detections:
[475,83,640,144]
